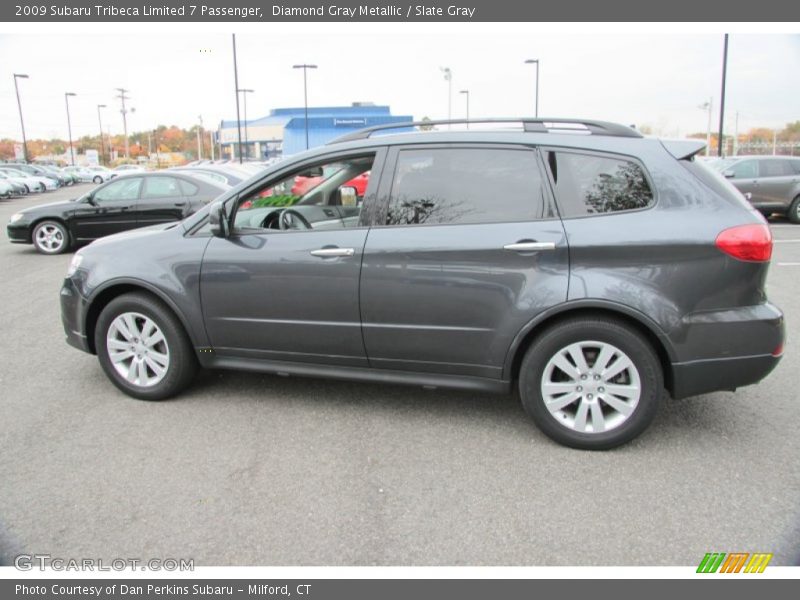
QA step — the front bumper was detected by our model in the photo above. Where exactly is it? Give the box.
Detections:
[7,222,31,243]
[60,277,92,354]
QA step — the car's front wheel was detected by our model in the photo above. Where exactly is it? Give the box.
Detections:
[95,293,198,400]
[93,176,102,184]
[519,317,662,450]
[32,220,69,254]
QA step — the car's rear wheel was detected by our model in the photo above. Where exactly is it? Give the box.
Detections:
[95,293,198,401]
[93,175,102,184]
[788,196,800,224]
[32,220,69,254]
[519,317,662,450]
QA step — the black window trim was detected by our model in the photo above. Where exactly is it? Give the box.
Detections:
[373,142,559,230]
[539,146,658,220]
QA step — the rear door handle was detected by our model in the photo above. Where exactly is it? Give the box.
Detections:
[310,247,355,258]
[503,242,556,252]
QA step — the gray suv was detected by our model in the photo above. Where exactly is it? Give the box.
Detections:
[60,119,784,449]
[714,155,800,222]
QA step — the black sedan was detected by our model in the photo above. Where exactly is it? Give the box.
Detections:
[7,172,227,254]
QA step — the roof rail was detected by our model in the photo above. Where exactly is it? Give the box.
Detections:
[327,118,643,144]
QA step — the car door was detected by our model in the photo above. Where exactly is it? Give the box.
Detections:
[756,159,798,210]
[726,159,761,204]
[199,149,386,367]
[71,177,142,242]
[137,176,188,227]
[359,144,569,380]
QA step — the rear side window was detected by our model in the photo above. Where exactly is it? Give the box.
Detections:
[142,176,181,198]
[179,179,199,196]
[547,152,653,217]
[385,148,546,226]
[758,159,794,177]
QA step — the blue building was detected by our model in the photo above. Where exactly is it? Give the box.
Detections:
[218,104,413,158]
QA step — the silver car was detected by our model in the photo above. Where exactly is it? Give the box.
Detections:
[715,155,800,222]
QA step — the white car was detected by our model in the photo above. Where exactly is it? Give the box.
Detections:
[0,167,56,192]
[85,166,116,183]
[111,164,146,177]
[0,180,13,198]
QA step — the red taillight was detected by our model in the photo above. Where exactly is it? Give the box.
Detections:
[715,224,772,262]
[772,342,784,357]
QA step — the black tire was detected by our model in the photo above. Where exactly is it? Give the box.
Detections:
[24,184,31,194]
[95,293,198,401]
[93,176,102,184]
[31,220,70,255]
[788,196,800,224]
[519,317,662,450]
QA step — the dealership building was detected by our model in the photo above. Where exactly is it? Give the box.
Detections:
[218,103,413,158]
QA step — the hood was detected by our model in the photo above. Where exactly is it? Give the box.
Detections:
[18,199,79,215]
[84,221,180,251]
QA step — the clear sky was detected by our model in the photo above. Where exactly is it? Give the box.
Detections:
[0,31,798,141]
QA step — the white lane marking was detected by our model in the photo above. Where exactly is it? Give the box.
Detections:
[777,262,800,266]
[773,239,800,243]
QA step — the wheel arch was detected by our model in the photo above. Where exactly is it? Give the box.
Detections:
[84,279,197,355]
[504,301,676,396]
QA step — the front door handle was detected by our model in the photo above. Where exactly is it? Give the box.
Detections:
[310,247,355,258]
[503,241,556,252]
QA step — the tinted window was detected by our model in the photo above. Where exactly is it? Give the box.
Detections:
[547,152,653,217]
[142,176,181,198]
[729,160,758,179]
[179,179,199,196]
[94,177,142,203]
[758,159,794,177]
[790,159,800,175]
[385,148,545,226]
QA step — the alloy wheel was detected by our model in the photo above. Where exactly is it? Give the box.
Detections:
[106,312,171,388]
[34,224,66,253]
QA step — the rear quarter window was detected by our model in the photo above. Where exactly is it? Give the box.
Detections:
[546,151,654,218]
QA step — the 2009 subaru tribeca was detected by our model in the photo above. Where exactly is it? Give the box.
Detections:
[60,119,785,449]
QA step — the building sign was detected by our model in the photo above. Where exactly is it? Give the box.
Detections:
[333,118,367,127]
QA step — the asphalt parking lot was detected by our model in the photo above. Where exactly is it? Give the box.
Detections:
[0,183,798,567]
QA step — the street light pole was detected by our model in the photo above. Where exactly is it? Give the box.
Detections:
[65,92,77,166]
[232,34,243,163]
[237,89,254,158]
[459,90,470,127]
[699,97,712,157]
[717,34,729,157]
[440,67,452,128]
[524,59,540,118]
[97,104,106,165]
[293,64,317,150]
[13,74,29,162]
[197,115,203,160]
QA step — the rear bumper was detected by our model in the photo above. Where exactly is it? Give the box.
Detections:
[672,353,781,399]
[670,302,784,399]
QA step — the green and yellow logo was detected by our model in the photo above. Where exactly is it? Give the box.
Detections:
[697,552,773,573]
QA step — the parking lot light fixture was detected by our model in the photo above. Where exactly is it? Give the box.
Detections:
[293,64,317,150]
[459,90,470,127]
[13,74,30,162]
[524,59,540,118]
[65,92,77,166]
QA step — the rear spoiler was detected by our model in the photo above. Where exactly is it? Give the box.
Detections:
[660,139,707,160]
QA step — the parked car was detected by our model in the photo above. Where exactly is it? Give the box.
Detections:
[712,155,800,222]
[0,167,57,192]
[169,166,246,187]
[1,163,62,187]
[57,118,784,450]
[112,164,146,176]
[0,172,29,196]
[87,165,116,183]
[7,172,226,255]
[0,180,13,199]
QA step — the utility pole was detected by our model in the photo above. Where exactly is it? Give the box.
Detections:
[13,74,29,162]
[773,129,778,156]
[209,130,215,160]
[97,104,107,165]
[65,92,77,166]
[115,87,131,159]
[232,34,243,163]
[699,97,713,157]
[237,89,254,158]
[717,34,729,157]
[733,111,739,156]
[196,115,203,160]
[440,67,452,128]
[293,65,317,150]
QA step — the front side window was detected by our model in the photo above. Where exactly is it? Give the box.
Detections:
[93,177,142,203]
[142,176,182,198]
[729,159,758,179]
[233,155,374,231]
[385,148,545,226]
[547,151,653,217]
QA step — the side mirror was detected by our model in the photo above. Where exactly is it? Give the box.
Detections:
[339,185,358,207]
[82,195,97,206]
[209,202,230,238]
[722,169,735,179]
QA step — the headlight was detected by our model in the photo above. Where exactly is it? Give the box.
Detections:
[66,253,84,277]
[9,213,24,223]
